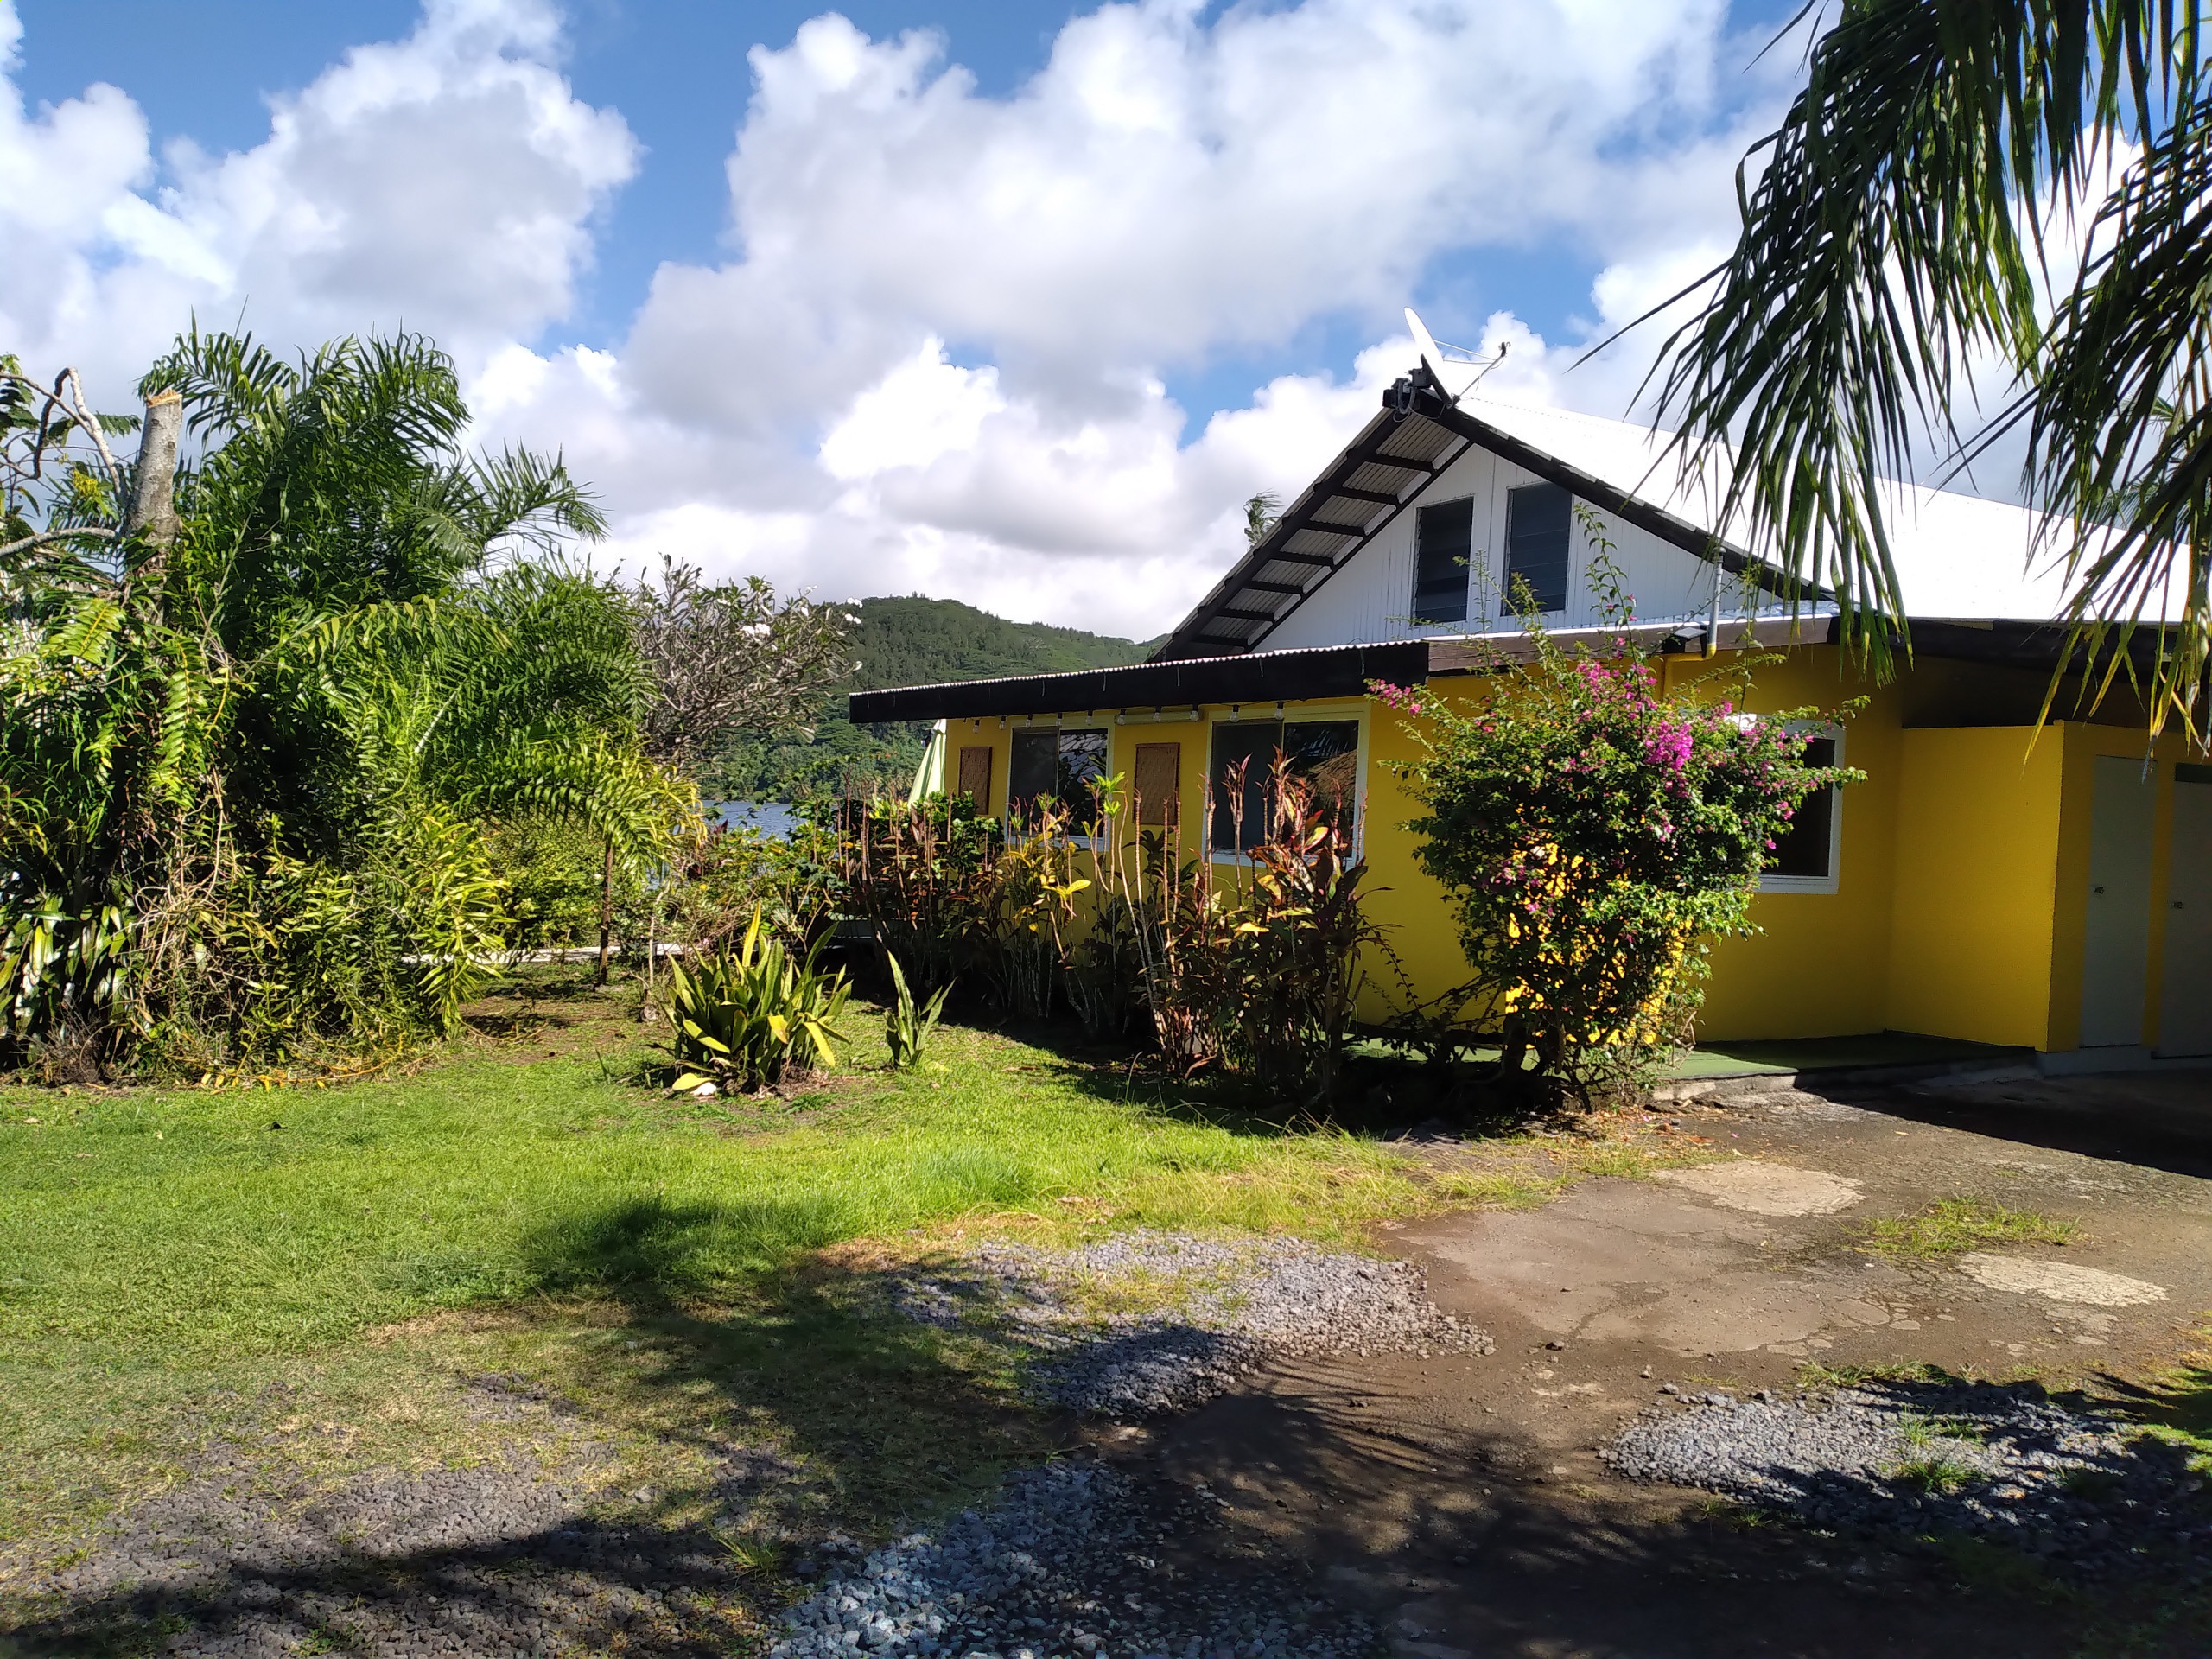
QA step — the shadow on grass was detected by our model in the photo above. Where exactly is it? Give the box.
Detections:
[512,1193,1058,1516]
[0,1197,1053,1659]
[983,1014,1502,1143]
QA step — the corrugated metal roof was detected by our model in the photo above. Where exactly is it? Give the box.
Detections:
[1151,368,2161,663]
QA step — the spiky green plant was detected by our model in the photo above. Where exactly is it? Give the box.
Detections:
[883,949,951,1071]
[667,910,852,1092]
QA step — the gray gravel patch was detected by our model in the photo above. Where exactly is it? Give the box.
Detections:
[1602,1379,2211,1576]
[2,1435,804,1656]
[772,1462,1375,1659]
[890,1230,1491,1417]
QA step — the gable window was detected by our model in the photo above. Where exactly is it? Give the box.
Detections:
[1411,497,1473,625]
[1008,727,1109,821]
[1761,726,1843,893]
[1209,718,1360,852]
[1503,482,1572,614]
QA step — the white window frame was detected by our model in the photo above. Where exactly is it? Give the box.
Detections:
[1758,719,1844,895]
[1202,701,1370,867]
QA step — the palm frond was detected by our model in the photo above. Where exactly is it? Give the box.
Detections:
[1636,0,2206,711]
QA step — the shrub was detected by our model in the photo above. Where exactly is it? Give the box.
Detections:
[1103,760,1385,1102]
[801,765,1387,1103]
[988,809,1092,1021]
[664,810,842,960]
[666,910,852,1091]
[1378,572,1858,1103]
[836,792,1005,993]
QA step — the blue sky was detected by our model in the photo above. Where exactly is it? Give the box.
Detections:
[2,0,1808,633]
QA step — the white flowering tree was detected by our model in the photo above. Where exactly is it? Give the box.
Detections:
[631,556,858,772]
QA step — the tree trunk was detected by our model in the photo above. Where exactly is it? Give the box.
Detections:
[596,837,614,987]
[124,391,184,550]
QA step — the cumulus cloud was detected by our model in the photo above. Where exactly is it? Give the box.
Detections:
[2,0,1799,637]
[480,0,1793,633]
[0,0,635,389]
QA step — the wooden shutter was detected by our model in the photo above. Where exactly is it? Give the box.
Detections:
[957,745,993,810]
[1134,741,1180,827]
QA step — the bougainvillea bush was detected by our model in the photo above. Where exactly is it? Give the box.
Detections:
[1376,632,1857,1103]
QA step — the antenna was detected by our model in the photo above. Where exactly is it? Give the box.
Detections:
[1403,308,1503,404]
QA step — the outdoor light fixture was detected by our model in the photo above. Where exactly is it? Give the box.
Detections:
[1115,708,1200,725]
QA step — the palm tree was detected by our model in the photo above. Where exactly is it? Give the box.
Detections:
[1639,2,2209,733]
[1,330,679,1064]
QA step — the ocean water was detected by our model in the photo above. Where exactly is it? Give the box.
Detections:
[712,801,798,839]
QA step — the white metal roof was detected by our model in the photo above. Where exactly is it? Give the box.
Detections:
[1452,395,2097,625]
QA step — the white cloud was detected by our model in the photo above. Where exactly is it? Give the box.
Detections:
[2,0,1799,639]
[482,0,1791,634]
[0,0,635,390]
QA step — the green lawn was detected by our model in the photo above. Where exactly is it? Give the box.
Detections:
[1,972,1600,1567]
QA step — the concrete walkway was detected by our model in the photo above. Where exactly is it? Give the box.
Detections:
[1092,1073,2212,1659]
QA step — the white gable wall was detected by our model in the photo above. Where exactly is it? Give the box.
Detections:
[1262,439,1726,652]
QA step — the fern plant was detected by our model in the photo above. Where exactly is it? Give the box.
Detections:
[667,909,850,1092]
[883,950,950,1071]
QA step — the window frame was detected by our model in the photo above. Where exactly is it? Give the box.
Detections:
[1202,701,1370,865]
[1411,495,1475,627]
[1007,724,1113,832]
[1757,720,1844,895]
[1502,480,1573,617]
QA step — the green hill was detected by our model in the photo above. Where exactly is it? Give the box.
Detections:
[699,595,1158,804]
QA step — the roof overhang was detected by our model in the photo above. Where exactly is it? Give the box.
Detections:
[848,615,2167,726]
[847,640,1430,724]
[1149,374,1817,663]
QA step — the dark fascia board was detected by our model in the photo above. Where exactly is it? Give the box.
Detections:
[1901,617,2179,672]
[1150,405,1455,662]
[1426,614,1835,673]
[850,615,2158,727]
[847,640,1431,724]
[1432,616,2176,676]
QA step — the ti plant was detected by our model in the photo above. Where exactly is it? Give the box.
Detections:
[667,909,851,1092]
[883,950,950,1071]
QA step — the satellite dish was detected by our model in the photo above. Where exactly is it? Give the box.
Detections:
[1402,307,1498,404]
[1406,307,1448,391]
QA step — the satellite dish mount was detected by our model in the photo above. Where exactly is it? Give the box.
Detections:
[1404,308,1506,405]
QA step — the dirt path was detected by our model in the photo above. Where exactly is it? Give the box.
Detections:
[1090,1074,2212,1659]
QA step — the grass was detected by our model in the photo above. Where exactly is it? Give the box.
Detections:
[0,967,1681,1584]
[1854,1196,2078,1261]
[1796,1359,1953,1389]
[1897,1412,1986,1450]
[1891,1455,1978,1494]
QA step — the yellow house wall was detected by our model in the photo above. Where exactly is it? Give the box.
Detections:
[1881,726,2065,1048]
[922,660,2205,1053]
[1355,700,1461,1022]
[1671,648,1903,1040]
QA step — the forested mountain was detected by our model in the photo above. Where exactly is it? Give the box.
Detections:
[700,595,1158,803]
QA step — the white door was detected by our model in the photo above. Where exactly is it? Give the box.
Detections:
[2081,755,2157,1046]
[2158,775,2212,1056]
